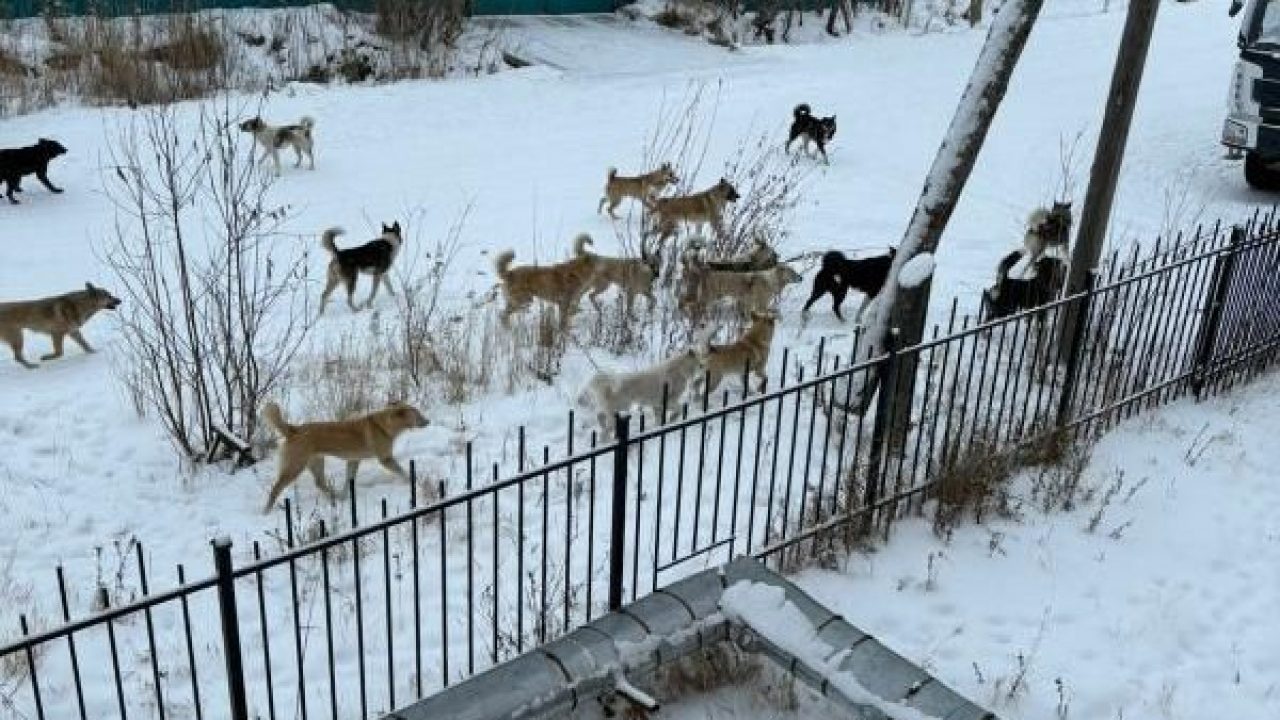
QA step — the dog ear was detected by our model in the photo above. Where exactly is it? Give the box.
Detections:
[85,282,96,291]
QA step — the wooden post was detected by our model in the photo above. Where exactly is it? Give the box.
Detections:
[1059,0,1161,361]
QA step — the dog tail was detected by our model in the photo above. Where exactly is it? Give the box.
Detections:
[320,227,344,256]
[794,103,812,119]
[573,233,594,258]
[298,116,315,136]
[261,402,297,438]
[606,167,617,182]
[494,250,516,280]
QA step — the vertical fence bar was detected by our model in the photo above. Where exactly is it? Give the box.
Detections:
[176,565,203,720]
[1057,273,1096,428]
[1191,226,1243,397]
[19,616,44,720]
[609,414,631,610]
[213,538,249,720]
[55,567,87,720]
[250,542,275,720]
[283,500,307,720]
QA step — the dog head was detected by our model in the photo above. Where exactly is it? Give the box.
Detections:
[385,401,429,430]
[37,138,68,159]
[84,282,122,310]
[382,221,404,244]
[1041,201,1073,243]
[820,115,837,141]
[655,162,679,188]
[776,264,803,286]
[239,117,266,134]
[716,178,741,203]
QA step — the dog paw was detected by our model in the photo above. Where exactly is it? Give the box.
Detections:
[50,187,64,194]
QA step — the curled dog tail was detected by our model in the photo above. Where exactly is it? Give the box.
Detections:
[573,233,594,257]
[320,227,344,256]
[494,250,516,279]
[794,103,812,119]
[298,116,315,136]
[261,402,296,438]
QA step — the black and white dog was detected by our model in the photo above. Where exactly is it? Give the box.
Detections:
[801,248,895,322]
[786,104,837,164]
[318,223,403,313]
[0,138,67,204]
[982,251,1066,321]
[239,116,315,175]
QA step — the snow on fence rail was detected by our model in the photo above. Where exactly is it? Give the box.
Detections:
[3,211,1280,720]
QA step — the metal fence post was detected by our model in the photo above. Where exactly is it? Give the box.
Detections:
[1056,271,1097,428]
[213,538,249,720]
[607,413,631,611]
[862,330,898,536]
[1191,226,1244,398]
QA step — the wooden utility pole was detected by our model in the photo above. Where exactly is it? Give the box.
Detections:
[844,0,1045,420]
[1058,0,1160,361]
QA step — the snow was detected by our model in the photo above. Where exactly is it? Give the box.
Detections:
[795,372,1280,719]
[0,0,1270,716]
[898,252,936,288]
[721,580,934,720]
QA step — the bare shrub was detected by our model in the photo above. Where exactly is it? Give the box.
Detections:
[104,99,311,461]
[931,433,1018,536]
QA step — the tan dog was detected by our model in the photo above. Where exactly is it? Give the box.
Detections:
[702,310,778,394]
[494,234,596,327]
[260,401,429,512]
[648,178,740,243]
[576,236,659,313]
[681,263,802,316]
[0,283,121,369]
[598,163,678,219]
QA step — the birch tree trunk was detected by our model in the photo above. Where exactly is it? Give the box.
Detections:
[835,0,1045,421]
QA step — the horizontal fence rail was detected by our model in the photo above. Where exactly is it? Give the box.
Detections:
[4,211,1280,720]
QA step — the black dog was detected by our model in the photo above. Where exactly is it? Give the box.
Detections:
[786,104,837,164]
[318,223,404,313]
[801,248,895,322]
[982,252,1066,321]
[0,138,67,204]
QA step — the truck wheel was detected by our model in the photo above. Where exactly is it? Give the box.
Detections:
[1245,152,1280,191]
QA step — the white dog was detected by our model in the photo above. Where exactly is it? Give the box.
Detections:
[577,346,709,433]
[239,116,315,175]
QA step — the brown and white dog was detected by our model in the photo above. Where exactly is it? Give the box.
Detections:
[598,163,678,219]
[494,234,596,327]
[260,401,428,512]
[576,236,660,313]
[239,116,315,175]
[681,263,802,316]
[700,310,778,394]
[647,178,740,243]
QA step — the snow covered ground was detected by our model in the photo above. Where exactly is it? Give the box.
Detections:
[0,0,1272,716]
[795,371,1280,719]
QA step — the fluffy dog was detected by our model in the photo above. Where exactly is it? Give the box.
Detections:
[598,163,678,219]
[682,263,802,316]
[576,236,659,313]
[982,254,1066,321]
[1023,201,1073,263]
[647,178,740,243]
[701,310,778,394]
[319,223,404,314]
[801,248,896,322]
[786,104,837,164]
[494,234,596,327]
[0,138,67,204]
[260,401,429,512]
[0,283,120,369]
[577,346,709,432]
[239,116,315,175]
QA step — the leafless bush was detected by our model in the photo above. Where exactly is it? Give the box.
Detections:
[931,433,1018,536]
[105,100,311,462]
[375,0,465,54]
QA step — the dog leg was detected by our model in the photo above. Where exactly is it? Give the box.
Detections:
[263,452,308,512]
[2,329,37,369]
[364,274,384,309]
[831,285,849,321]
[344,276,360,313]
[293,145,303,169]
[816,140,830,165]
[308,458,339,499]
[36,171,63,194]
[3,179,18,204]
[318,268,342,315]
[69,330,95,354]
[854,294,874,325]
[378,456,411,482]
[40,333,65,361]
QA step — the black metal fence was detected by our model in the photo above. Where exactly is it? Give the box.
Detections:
[4,213,1280,720]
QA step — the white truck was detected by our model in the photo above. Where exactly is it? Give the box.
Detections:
[1225,0,1280,188]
